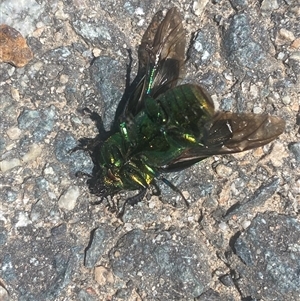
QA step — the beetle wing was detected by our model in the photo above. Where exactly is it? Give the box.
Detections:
[161,113,285,172]
[123,7,185,120]
[146,7,185,96]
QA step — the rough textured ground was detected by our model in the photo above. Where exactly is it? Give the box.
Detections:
[0,0,299,300]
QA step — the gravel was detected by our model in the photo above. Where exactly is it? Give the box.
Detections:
[0,0,299,300]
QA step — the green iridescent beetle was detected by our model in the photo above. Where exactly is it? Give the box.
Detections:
[75,8,285,215]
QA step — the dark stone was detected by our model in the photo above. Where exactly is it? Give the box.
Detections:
[220,97,233,111]
[78,289,97,301]
[219,274,235,287]
[54,130,93,175]
[223,14,266,73]
[18,106,56,142]
[233,212,300,300]
[224,176,280,219]
[189,26,217,67]
[109,228,211,299]
[84,224,115,268]
[0,227,8,246]
[89,56,125,129]
[0,229,82,300]
[230,0,248,9]
[288,142,300,162]
[18,109,40,130]
[2,188,18,203]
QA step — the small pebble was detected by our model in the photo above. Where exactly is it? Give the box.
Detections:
[253,106,263,114]
[192,0,209,16]
[15,212,32,228]
[291,38,300,49]
[281,95,291,105]
[290,51,300,62]
[242,220,251,229]
[277,52,285,60]
[58,186,80,210]
[59,74,69,84]
[22,144,43,163]
[0,25,33,67]
[261,0,279,11]
[215,164,232,177]
[277,28,295,44]
[94,266,114,285]
[0,158,22,172]
[11,87,20,101]
[268,142,289,167]
[219,221,229,231]
[6,127,22,140]
[56,86,65,94]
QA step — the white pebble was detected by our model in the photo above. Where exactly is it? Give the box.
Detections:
[0,158,22,172]
[58,186,80,210]
[6,127,22,140]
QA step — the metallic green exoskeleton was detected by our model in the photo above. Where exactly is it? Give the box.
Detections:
[76,8,285,215]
